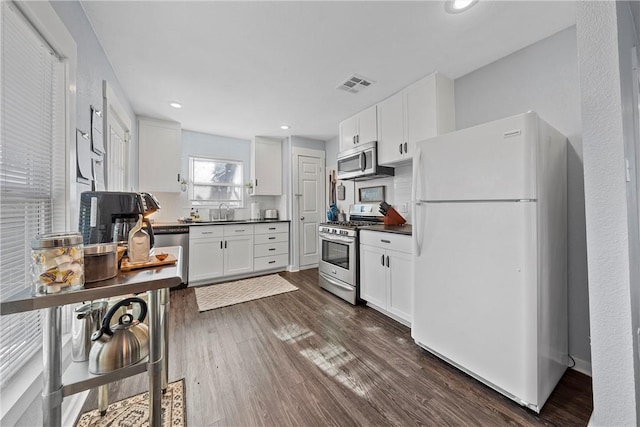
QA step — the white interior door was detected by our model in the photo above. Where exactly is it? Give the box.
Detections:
[297,155,323,268]
[103,81,131,192]
[107,118,128,191]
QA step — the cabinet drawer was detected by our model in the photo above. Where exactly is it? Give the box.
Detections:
[254,254,288,271]
[254,232,288,245]
[254,241,288,257]
[254,222,288,235]
[189,225,224,239]
[223,224,254,236]
[360,230,412,254]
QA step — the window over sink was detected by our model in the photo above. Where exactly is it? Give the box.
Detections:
[189,156,244,208]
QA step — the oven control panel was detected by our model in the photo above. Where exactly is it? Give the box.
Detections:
[319,226,357,238]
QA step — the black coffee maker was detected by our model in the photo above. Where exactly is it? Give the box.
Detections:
[79,191,159,247]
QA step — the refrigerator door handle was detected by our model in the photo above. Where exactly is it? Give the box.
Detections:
[414,202,423,257]
[412,148,422,203]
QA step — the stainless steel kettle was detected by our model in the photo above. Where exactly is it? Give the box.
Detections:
[88,297,149,374]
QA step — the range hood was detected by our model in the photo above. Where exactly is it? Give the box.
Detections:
[336,141,394,181]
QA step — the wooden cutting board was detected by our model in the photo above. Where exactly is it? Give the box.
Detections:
[120,254,177,271]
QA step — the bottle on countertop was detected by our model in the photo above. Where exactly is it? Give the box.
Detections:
[194,209,200,221]
[190,208,195,220]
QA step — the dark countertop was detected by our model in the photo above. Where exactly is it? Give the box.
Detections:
[359,224,412,236]
[152,219,290,228]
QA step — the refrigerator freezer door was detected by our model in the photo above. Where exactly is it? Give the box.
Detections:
[412,201,538,406]
[415,112,538,202]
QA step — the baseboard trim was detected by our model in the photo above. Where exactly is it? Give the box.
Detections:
[62,390,89,426]
[571,356,592,377]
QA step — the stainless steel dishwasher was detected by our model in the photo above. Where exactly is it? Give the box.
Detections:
[153,225,189,285]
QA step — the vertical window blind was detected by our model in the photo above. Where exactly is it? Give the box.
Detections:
[0,2,66,388]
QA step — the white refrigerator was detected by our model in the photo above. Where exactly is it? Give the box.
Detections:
[411,112,568,413]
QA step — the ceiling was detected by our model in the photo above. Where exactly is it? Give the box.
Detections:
[80,1,576,141]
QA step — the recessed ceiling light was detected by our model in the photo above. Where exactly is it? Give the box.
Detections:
[445,0,478,13]
[169,102,182,109]
[280,125,290,130]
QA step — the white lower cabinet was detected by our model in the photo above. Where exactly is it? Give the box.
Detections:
[253,222,289,271]
[188,225,254,284]
[359,230,413,325]
[189,222,289,285]
[188,226,224,282]
[223,235,254,276]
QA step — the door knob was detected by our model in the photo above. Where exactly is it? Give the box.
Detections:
[300,216,305,220]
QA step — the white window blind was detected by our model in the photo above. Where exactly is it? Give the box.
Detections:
[0,2,66,388]
[189,156,244,207]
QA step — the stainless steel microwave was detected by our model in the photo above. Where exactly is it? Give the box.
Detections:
[336,141,394,181]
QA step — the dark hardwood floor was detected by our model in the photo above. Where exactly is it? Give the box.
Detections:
[81,268,593,426]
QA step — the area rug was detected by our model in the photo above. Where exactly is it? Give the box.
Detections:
[195,274,298,312]
[75,379,185,427]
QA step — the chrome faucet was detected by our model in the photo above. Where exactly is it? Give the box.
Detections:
[218,203,228,221]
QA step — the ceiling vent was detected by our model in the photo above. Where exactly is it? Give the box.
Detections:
[337,74,375,94]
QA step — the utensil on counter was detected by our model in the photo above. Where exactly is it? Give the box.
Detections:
[89,297,149,374]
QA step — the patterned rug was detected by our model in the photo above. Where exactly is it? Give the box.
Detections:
[75,379,185,427]
[195,274,298,312]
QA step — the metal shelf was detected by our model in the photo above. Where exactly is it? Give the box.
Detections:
[0,246,182,427]
[62,357,149,397]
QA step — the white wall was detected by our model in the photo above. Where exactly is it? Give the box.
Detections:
[454,27,591,370]
[151,130,281,222]
[577,1,640,424]
[325,137,412,222]
[51,1,137,223]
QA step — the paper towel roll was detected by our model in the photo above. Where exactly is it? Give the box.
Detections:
[250,202,261,220]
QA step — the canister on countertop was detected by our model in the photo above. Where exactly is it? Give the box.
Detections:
[31,232,84,296]
[84,242,119,283]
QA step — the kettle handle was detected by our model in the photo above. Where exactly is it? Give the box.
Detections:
[94,297,147,339]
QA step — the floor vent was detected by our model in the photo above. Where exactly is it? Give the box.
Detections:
[337,74,375,94]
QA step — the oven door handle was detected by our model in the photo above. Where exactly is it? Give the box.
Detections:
[321,274,354,292]
[319,232,355,244]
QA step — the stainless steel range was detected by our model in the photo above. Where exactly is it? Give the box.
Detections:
[318,204,384,304]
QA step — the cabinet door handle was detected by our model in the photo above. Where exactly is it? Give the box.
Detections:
[353,135,356,144]
[177,173,180,182]
[202,231,214,235]
[268,227,276,230]
[269,248,276,251]
[386,256,390,268]
[399,144,403,154]
[220,241,223,249]
[404,142,408,153]
[224,241,227,249]
[357,134,360,143]
[381,239,391,243]
[268,237,276,240]
[381,255,385,266]
[255,179,258,187]
[268,260,276,264]
[235,229,245,232]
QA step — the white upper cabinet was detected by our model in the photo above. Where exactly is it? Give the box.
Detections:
[377,73,455,165]
[251,136,282,196]
[377,91,406,165]
[138,117,182,192]
[339,105,377,152]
